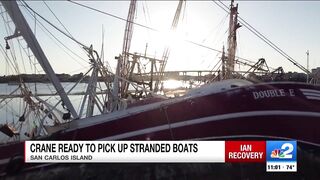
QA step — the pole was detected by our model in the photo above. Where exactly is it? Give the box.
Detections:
[306,50,309,83]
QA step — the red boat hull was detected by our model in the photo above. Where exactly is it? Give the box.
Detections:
[1,81,320,174]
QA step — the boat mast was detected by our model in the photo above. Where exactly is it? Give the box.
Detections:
[119,0,137,98]
[85,56,98,117]
[1,0,79,119]
[306,50,309,83]
[154,0,186,92]
[226,0,241,79]
[221,46,226,80]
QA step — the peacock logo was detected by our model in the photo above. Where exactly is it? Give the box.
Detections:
[270,149,286,158]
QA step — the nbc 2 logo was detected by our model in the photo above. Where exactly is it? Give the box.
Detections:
[270,143,293,159]
[266,141,296,162]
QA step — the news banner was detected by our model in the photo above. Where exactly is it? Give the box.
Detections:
[25,140,297,172]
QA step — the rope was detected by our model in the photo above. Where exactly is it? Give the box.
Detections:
[213,0,309,73]
[162,106,174,140]
[21,3,88,66]
[20,0,88,49]
[68,0,256,64]
[42,1,89,57]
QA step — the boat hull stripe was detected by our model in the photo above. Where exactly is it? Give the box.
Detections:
[305,96,320,100]
[302,92,320,97]
[300,88,320,94]
[99,110,320,140]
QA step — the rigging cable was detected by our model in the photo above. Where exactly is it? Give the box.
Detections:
[1,12,20,75]
[42,1,90,58]
[20,8,91,103]
[22,0,114,74]
[213,0,309,73]
[17,38,27,73]
[142,1,152,41]
[0,45,20,74]
[202,13,228,44]
[20,0,88,49]
[210,53,221,70]
[67,0,256,65]
[21,2,88,65]
[68,0,156,32]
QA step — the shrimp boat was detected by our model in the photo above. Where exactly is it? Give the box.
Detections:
[0,0,319,174]
[1,79,320,173]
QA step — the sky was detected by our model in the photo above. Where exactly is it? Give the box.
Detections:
[0,1,319,76]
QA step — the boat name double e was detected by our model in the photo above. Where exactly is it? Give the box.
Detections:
[252,89,295,100]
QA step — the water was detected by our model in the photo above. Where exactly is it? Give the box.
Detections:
[0,82,90,142]
[0,80,191,142]
[0,82,88,121]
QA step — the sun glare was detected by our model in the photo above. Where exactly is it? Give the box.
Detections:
[163,79,184,89]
